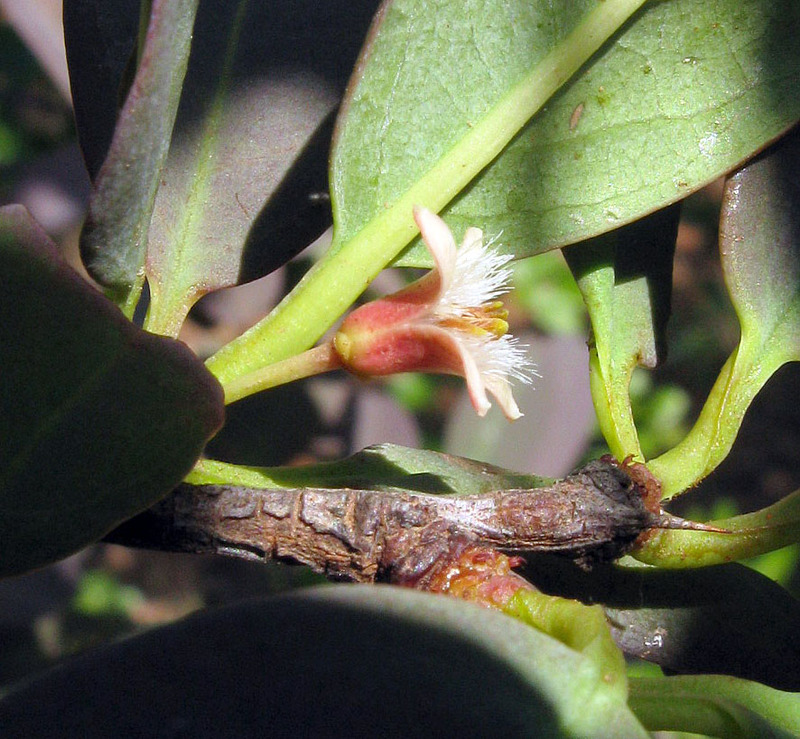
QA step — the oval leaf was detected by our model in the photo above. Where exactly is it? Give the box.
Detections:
[0,205,223,577]
[333,0,800,267]
[0,585,647,738]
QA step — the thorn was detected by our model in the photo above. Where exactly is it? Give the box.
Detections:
[652,511,731,534]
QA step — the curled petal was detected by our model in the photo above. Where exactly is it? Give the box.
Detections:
[334,206,534,422]
[413,206,457,294]
[451,337,493,417]
[483,374,523,421]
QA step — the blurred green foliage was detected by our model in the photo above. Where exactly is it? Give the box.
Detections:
[72,570,144,618]
[512,251,587,336]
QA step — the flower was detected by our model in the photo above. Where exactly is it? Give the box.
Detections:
[333,206,534,420]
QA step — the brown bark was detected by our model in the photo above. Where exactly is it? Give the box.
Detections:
[107,458,700,584]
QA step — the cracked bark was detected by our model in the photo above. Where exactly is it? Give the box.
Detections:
[106,457,704,585]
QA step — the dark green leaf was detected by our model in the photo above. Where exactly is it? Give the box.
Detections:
[142,0,382,334]
[0,205,223,577]
[77,0,199,316]
[0,586,648,737]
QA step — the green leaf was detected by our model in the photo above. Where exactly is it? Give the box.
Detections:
[649,127,800,497]
[77,0,200,317]
[331,0,604,252]
[629,675,800,738]
[189,442,551,494]
[67,1,380,335]
[142,2,366,335]
[338,0,800,269]
[435,0,800,266]
[0,205,224,577]
[207,0,800,392]
[0,585,648,737]
[505,589,628,705]
[205,0,647,388]
[521,555,800,692]
[563,206,679,460]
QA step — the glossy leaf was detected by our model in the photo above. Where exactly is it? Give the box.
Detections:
[0,205,224,577]
[564,206,679,460]
[521,555,800,692]
[189,442,551,494]
[649,128,800,497]
[629,675,800,738]
[77,0,199,316]
[0,586,648,738]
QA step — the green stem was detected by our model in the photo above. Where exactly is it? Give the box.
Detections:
[647,341,784,499]
[628,675,800,738]
[633,488,800,568]
[588,350,642,461]
[205,0,649,389]
[223,342,341,405]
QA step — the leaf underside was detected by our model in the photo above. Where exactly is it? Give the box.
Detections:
[332,0,800,267]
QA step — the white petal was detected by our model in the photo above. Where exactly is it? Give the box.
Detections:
[460,333,537,386]
[452,339,492,417]
[413,206,457,295]
[483,375,523,421]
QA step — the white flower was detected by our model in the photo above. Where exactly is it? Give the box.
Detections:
[333,206,535,420]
